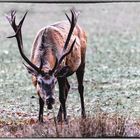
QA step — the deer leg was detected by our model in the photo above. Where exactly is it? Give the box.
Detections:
[57,78,70,123]
[76,63,86,118]
[39,96,44,123]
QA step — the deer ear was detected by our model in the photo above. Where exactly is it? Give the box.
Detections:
[54,66,69,78]
[23,63,38,76]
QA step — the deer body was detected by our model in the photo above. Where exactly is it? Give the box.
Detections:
[31,21,86,85]
[7,9,87,123]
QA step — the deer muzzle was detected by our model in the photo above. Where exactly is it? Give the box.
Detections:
[46,95,55,110]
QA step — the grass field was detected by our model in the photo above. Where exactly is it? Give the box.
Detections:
[1,2,140,137]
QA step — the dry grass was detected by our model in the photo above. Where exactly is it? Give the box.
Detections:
[1,112,140,137]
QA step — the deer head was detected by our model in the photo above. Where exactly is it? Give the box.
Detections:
[6,9,79,109]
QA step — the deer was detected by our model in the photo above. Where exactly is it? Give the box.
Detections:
[6,8,87,123]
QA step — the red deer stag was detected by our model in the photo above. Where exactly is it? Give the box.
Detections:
[7,8,87,123]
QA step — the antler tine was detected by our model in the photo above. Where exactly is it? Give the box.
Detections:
[54,8,78,70]
[65,13,71,23]
[58,39,76,65]
[18,11,28,28]
[63,9,78,51]
[7,11,28,40]
[6,11,16,30]
[7,11,41,74]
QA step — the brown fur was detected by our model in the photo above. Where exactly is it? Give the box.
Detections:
[31,20,87,87]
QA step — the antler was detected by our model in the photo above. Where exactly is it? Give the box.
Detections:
[50,8,79,74]
[6,10,43,74]
[59,8,79,65]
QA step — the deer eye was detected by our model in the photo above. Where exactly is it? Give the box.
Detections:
[38,80,42,85]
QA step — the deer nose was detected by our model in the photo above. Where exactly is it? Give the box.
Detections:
[46,96,55,105]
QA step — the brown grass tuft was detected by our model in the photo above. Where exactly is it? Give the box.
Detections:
[1,112,140,137]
